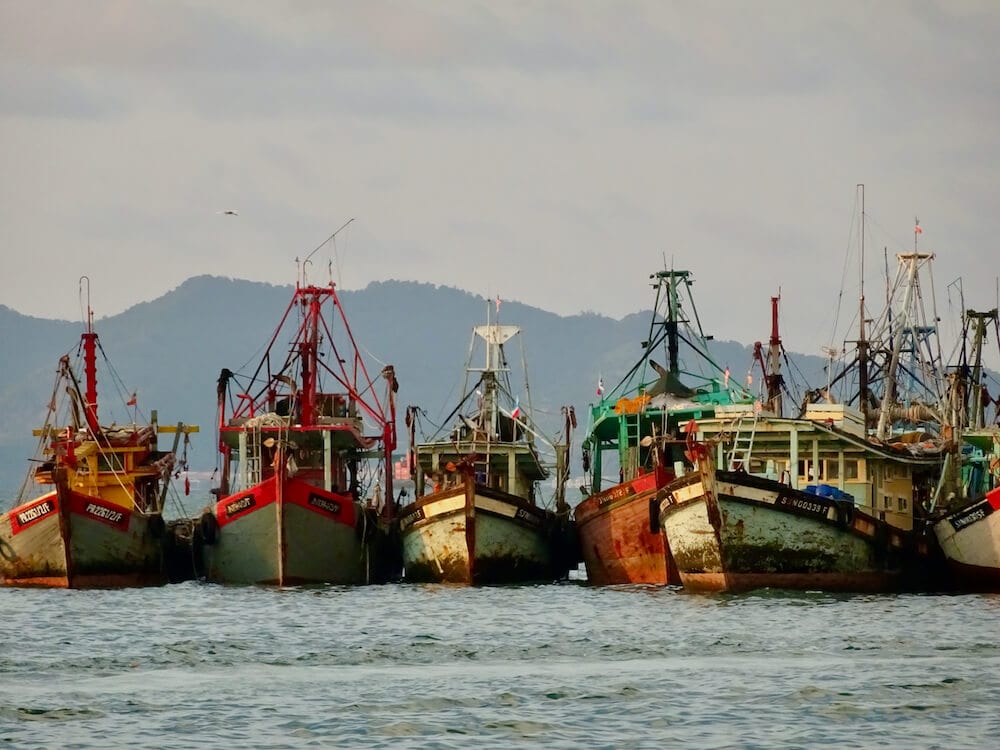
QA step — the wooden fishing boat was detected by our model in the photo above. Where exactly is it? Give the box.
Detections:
[574,270,753,585]
[202,273,401,585]
[930,309,1000,591]
[659,247,949,593]
[934,483,1000,592]
[400,316,575,584]
[661,407,943,592]
[0,285,196,588]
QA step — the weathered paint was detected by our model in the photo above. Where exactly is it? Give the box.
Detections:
[934,492,1000,591]
[574,474,678,585]
[660,469,912,593]
[0,487,165,589]
[401,481,558,585]
[204,475,372,585]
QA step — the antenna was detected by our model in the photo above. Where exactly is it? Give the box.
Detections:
[301,217,355,286]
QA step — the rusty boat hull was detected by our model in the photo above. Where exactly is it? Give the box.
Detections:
[933,487,1000,592]
[659,469,926,593]
[400,478,566,585]
[202,474,396,585]
[0,487,165,588]
[575,472,679,585]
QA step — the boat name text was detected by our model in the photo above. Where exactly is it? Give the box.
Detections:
[225,494,256,518]
[308,494,341,515]
[775,495,828,517]
[949,501,993,532]
[399,506,425,530]
[85,503,124,524]
[16,501,55,527]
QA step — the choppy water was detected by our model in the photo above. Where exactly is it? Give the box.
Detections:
[1,581,998,749]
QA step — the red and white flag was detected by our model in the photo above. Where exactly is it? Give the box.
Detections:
[915,219,922,235]
[511,398,522,419]
[126,392,137,406]
[596,377,604,396]
[495,295,502,313]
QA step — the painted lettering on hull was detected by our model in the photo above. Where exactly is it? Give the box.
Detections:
[775,494,830,519]
[10,498,57,535]
[949,500,994,532]
[225,494,256,519]
[306,493,342,519]
[80,501,130,531]
[399,506,425,531]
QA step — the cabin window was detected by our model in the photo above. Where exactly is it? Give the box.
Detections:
[897,497,908,512]
[826,461,839,480]
[845,460,859,480]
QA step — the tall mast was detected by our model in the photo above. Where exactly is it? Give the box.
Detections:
[298,286,320,427]
[765,294,783,416]
[667,272,680,376]
[875,252,935,439]
[80,276,100,434]
[857,184,869,422]
[967,309,999,429]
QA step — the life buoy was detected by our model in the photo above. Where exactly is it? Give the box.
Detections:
[200,512,219,545]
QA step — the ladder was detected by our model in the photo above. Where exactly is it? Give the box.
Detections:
[727,409,759,472]
[245,424,263,488]
[622,413,642,480]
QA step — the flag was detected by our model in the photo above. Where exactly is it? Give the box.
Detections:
[723,367,730,388]
[495,295,502,313]
[596,377,604,396]
[915,219,922,235]
[511,397,521,419]
[127,392,137,406]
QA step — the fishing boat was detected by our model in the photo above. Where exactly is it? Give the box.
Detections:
[931,308,1000,591]
[202,267,401,585]
[659,233,950,593]
[0,282,196,588]
[573,269,752,585]
[399,312,575,584]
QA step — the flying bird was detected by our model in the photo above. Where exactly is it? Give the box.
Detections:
[218,210,239,216]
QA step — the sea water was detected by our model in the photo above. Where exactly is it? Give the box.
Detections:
[1,582,997,749]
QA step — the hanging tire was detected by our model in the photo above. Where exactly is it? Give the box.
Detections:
[200,512,219,545]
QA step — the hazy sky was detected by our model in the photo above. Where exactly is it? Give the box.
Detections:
[2,1,998,367]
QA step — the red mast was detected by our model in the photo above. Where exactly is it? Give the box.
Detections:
[81,279,100,434]
[298,285,321,427]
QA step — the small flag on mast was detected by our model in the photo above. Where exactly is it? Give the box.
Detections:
[915,218,922,235]
[510,397,521,419]
[495,295,502,313]
[126,392,137,406]
[596,376,604,396]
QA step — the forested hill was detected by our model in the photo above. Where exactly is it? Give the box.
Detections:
[0,275,827,481]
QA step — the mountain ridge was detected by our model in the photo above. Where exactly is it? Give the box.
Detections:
[1,275,843,485]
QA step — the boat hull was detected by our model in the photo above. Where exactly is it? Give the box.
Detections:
[933,488,1000,592]
[400,478,561,584]
[660,469,913,593]
[575,472,678,585]
[0,488,165,588]
[202,475,394,585]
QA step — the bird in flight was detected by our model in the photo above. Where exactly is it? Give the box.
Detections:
[218,209,239,216]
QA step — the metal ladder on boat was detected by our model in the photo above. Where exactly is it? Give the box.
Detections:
[727,409,759,472]
[623,413,641,480]
[245,423,263,487]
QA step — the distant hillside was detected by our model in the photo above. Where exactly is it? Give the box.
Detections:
[1,276,837,486]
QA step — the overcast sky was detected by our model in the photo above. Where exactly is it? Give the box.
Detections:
[2,1,998,369]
